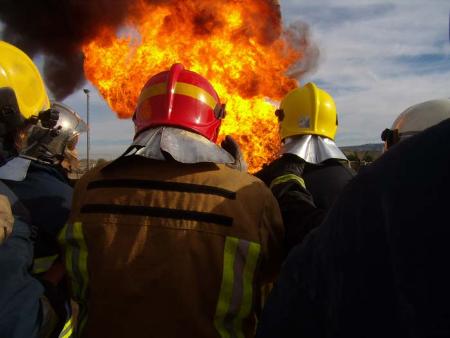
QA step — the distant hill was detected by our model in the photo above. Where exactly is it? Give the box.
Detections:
[340,143,384,152]
[340,143,384,166]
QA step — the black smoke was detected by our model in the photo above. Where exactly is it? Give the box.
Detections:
[0,0,303,100]
[0,0,134,100]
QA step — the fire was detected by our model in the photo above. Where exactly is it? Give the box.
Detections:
[83,0,304,172]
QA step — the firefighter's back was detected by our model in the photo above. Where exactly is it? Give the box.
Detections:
[63,155,283,338]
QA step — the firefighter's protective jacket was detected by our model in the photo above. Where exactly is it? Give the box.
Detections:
[3,160,72,275]
[302,159,354,210]
[255,154,350,252]
[257,118,450,338]
[61,155,284,338]
[0,181,43,338]
[2,160,73,337]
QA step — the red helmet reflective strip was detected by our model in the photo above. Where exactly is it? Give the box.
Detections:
[138,82,218,110]
[137,83,166,106]
[174,82,217,110]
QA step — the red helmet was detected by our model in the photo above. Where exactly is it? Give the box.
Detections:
[133,63,226,142]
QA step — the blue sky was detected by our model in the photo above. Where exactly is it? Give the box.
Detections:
[3,0,450,159]
[284,0,450,146]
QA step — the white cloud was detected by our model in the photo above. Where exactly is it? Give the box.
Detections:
[280,0,450,145]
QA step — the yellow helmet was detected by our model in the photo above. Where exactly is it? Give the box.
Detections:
[0,41,50,119]
[278,82,338,140]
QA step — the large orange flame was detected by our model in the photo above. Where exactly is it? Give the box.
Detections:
[83,0,304,172]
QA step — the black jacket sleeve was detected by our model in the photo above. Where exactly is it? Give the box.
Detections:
[271,179,326,253]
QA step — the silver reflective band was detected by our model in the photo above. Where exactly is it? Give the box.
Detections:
[282,135,347,164]
[127,126,234,164]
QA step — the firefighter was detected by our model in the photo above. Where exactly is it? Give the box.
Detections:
[2,101,86,276]
[381,98,450,150]
[60,63,284,338]
[0,181,50,338]
[257,83,354,251]
[0,40,60,338]
[256,103,450,338]
[0,100,86,337]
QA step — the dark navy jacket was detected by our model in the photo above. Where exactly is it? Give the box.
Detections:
[0,181,43,338]
[4,161,72,273]
[257,118,450,338]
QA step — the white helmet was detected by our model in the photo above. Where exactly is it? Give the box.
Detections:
[382,99,450,149]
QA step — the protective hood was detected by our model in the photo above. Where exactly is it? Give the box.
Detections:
[124,126,234,164]
[282,135,347,164]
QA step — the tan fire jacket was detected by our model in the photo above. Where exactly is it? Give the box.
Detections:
[60,155,284,338]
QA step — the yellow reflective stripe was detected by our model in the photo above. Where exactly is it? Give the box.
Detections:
[214,237,262,338]
[234,242,261,338]
[59,222,89,337]
[214,237,239,338]
[63,224,79,297]
[78,305,89,336]
[58,316,73,338]
[59,224,77,337]
[270,174,306,190]
[71,222,89,336]
[59,224,77,296]
[137,81,218,110]
[74,222,89,297]
[174,82,217,110]
[137,82,166,106]
[57,223,67,245]
[32,254,58,274]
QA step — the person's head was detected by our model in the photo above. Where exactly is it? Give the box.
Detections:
[21,101,87,172]
[381,99,450,150]
[276,82,338,142]
[133,63,226,143]
[0,41,50,159]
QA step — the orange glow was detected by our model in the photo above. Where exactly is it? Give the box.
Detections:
[83,0,304,172]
